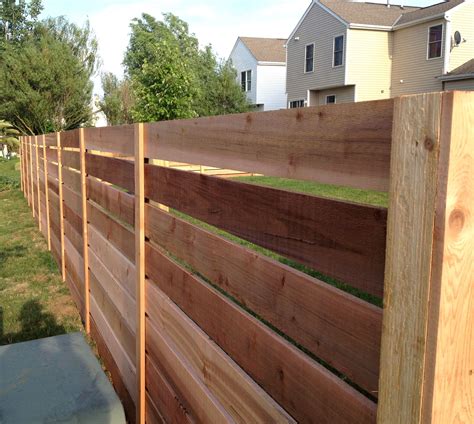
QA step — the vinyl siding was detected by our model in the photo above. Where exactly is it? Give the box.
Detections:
[391,18,445,97]
[287,2,347,102]
[256,64,287,110]
[346,29,392,101]
[309,85,355,106]
[448,2,474,72]
[444,79,474,90]
[229,40,258,104]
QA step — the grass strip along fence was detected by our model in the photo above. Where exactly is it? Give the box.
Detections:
[19,91,473,424]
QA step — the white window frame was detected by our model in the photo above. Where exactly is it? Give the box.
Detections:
[426,23,444,60]
[241,70,252,92]
[304,43,315,73]
[289,99,305,109]
[332,34,345,68]
[325,94,336,105]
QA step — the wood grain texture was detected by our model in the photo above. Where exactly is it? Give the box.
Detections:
[62,166,81,194]
[146,243,377,424]
[84,124,135,156]
[44,133,57,146]
[63,202,83,237]
[87,201,135,262]
[45,146,58,163]
[87,176,134,226]
[146,282,296,423]
[60,129,80,148]
[64,218,83,256]
[144,99,393,191]
[146,204,382,394]
[86,153,134,193]
[145,165,387,297]
[62,184,82,219]
[61,149,80,171]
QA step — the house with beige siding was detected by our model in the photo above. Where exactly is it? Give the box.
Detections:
[229,37,287,111]
[286,0,474,107]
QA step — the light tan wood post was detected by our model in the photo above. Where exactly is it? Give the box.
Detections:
[79,128,90,333]
[56,132,66,282]
[29,136,35,216]
[378,91,473,423]
[20,137,24,193]
[35,136,42,231]
[25,138,30,203]
[42,135,51,251]
[135,123,146,424]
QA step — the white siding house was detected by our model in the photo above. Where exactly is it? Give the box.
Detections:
[229,37,287,111]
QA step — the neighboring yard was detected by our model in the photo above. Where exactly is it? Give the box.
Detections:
[0,158,82,345]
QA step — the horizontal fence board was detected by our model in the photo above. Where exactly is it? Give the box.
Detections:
[63,203,83,237]
[48,176,59,196]
[147,282,296,423]
[86,153,134,193]
[45,147,58,163]
[90,270,136,363]
[146,243,377,424]
[87,201,135,262]
[61,150,80,170]
[84,124,135,156]
[64,236,84,285]
[90,294,137,404]
[146,392,165,424]
[65,269,84,316]
[50,231,61,265]
[44,133,56,147]
[87,177,134,226]
[146,356,195,424]
[62,166,81,193]
[47,160,59,179]
[62,185,82,219]
[60,129,79,148]
[145,165,387,297]
[64,219,83,257]
[88,224,136,303]
[146,205,382,394]
[48,189,60,221]
[144,99,393,191]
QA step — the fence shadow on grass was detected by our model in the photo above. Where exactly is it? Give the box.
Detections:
[0,300,66,345]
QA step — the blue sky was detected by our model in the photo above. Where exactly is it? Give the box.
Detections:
[40,0,441,92]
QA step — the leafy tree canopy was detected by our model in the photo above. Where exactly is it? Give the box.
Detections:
[98,72,135,126]
[0,120,20,151]
[0,17,99,134]
[0,0,43,48]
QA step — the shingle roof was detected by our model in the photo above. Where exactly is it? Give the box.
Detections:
[239,37,287,63]
[395,0,464,26]
[320,0,418,27]
[445,58,474,76]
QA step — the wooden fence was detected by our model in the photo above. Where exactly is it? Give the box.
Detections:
[19,91,473,424]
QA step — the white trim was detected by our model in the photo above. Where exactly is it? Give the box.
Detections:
[257,61,286,66]
[241,69,252,92]
[443,17,451,74]
[344,29,349,84]
[325,94,337,104]
[304,42,315,73]
[332,34,345,68]
[426,23,444,61]
[394,13,446,31]
[438,73,474,82]
[348,23,392,31]
[288,99,306,109]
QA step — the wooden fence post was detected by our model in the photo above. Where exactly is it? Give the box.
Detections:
[42,135,51,251]
[20,136,23,193]
[29,136,35,217]
[135,122,146,424]
[79,128,91,333]
[56,132,66,282]
[24,138,29,203]
[378,91,473,423]
[35,135,42,232]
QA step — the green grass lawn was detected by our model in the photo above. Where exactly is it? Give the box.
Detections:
[0,158,82,345]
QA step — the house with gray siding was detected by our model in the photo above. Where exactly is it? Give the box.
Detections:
[229,37,287,111]
[286,0,474,107]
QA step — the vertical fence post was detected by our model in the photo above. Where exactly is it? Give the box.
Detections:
[79,128,90,333]
[29,136,35,217]
[20,136,24,193]
[56,132,66,282]
[35,135,42,232]
[378,91,474,423]
[42,135,51,251]
[134,122,146,424]
[25,138,29,203]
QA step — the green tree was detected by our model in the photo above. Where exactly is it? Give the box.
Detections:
[0,17,99,134]
[98,72,135,125]
[0,0,43,48]
[0,120,19,152]
[124,13,251,122]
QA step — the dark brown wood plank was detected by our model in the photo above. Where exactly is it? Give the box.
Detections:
[145,165,387,297]
[62,166,81,194]
[86,153,134,193]
[87,201,135,262]
[146,204,382,394]
[63,202,83,237]
[45,146,58,162]
[60,129,80,148]
[84,124,135,156]
[87,176,134,226]
[144,99,393,191]
[145,243,377,424]
[61,150,80,171]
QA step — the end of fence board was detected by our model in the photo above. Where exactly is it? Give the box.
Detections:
[377,91,474,423]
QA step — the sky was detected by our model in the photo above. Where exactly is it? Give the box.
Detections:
[40,0,441,94]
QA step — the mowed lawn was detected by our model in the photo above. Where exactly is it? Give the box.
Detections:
[0,158,82,345]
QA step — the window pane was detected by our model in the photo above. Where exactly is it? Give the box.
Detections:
[241,72,246,90]
[247,70,251,91]
[326,95,336,104]
[334,51,343,66]
[334,36,343,52]
[305,45,314,72]
[429,25,442,42]
[429,41,442,58]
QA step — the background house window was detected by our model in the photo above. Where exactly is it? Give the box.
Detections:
[326,95,336,104]
[290,100,305,108]
[333,35,344,67]
[305,44,314,72]
[241,70,252,92]
[428,25,443,59]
